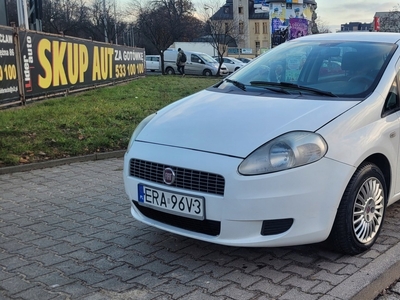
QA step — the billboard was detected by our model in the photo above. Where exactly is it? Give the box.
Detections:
[289,18,308,40]
[19,31,145,98]
[0,26,19,104]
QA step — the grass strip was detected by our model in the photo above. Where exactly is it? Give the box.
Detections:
[0,76,220,167]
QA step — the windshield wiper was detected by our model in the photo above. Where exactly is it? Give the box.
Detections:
[225,78,246,91]
[279,82,338,97]
[250,81,337,97]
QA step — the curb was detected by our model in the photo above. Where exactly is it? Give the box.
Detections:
[0,150,126,175]
[328,242,400,299]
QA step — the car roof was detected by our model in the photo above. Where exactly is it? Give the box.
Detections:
[298,32,400,44]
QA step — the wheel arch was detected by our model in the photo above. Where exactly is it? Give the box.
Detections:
[362,153,391,197]
[326,155,390,254]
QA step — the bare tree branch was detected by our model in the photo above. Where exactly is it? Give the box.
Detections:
[379,5,400,32]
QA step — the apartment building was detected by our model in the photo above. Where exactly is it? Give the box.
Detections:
[211,0,317,55]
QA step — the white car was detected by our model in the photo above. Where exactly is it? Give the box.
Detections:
[124,32,400,255]
[236,57,252,64]
[145,55,160,72]
[214,56,246,73]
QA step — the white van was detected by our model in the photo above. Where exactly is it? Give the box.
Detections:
[163,49,229,76]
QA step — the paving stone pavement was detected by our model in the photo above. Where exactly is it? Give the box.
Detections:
[1,157,400,300]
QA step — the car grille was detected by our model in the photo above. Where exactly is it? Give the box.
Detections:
[133,202,221,236]
[129,159,225,196]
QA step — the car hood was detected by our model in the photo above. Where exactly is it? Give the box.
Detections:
[137,90,359,157]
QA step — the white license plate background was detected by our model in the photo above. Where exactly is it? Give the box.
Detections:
[138,184,205,220]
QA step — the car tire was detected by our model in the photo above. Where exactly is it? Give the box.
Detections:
[203,69,212,76]
[166,67,175,75]
[327,162,387,255]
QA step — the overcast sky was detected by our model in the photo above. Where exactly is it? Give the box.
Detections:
[315,0,399,32]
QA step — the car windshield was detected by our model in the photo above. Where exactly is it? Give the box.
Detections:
[199,53,217,63]
[224,40,396,98]
[230,58,244,64]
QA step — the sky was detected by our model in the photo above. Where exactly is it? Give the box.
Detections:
[309,0,399,32]
[117,0,400,33]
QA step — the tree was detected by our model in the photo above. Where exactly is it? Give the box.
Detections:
[128,0,203,74]
[200,1,243,76]
[314,17,332,34]
[41,0,91,38]
[378,5,400,32]
[86,0,113,42]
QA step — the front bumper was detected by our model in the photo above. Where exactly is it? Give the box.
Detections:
[123,141,354,247]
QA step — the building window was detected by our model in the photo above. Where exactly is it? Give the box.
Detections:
[262,22,268,34]
[238,6,243,14]
[239,22,244,34]
[255,22,260,34]
[225,22,229,33]
[255,41,260,52]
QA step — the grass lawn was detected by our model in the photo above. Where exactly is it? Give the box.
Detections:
[0,75,220,167]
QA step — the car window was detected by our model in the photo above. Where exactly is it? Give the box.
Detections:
[191,54,202,64]
[226,40,396,98]
[382,78,399,117]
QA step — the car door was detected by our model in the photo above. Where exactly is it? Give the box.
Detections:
[146,56,160,71]
[185,54,204,75]
[152,56,160,71]
[385,73,400,200]
[223,58,235,73]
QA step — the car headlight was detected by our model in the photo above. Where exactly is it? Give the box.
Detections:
[238,131,328,175]
[126,113,156,152]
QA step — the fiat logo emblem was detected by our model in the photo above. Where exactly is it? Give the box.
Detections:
[163,168,175,185]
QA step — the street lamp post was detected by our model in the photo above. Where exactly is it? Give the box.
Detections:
[17,0,29,29]
[103,0,108,43]
[204,5,216,56]
[114,0,117,45]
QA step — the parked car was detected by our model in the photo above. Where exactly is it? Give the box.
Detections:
[236,57,252,64]
[163,50,229,76]
[213,56,246,73]
[145,55,160,72]
[124,32,400,255]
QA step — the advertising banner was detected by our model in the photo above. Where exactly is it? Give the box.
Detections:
[271,17,284,33]
[286,0,303,3]
[19,31,145,98]
[0,26,19,105]
[374,16,380,31]
[254,0,269,12]
[289,18,308,40]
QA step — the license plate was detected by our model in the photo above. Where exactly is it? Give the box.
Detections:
[137,184,205,220]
